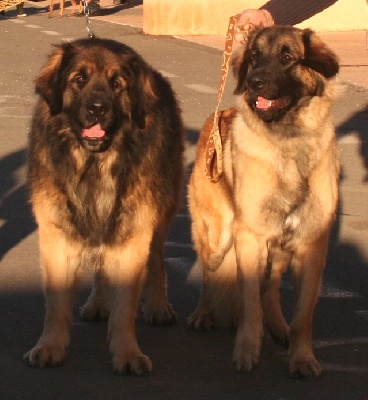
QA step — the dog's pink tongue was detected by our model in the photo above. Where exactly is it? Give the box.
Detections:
[82,124,106,139]
[256,96,274,110]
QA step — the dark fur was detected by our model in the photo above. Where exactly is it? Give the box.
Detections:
[188,26,340,380]
[24,38,183,375]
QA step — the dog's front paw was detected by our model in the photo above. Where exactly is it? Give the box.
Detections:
[289,355,322,380]
[24,343,67,368]
[187,311,215,331]
[232,330,262,373]
[143,304,177,326]
[112,353,152,376]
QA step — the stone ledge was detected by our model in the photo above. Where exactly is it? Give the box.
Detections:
[143,0,368,35]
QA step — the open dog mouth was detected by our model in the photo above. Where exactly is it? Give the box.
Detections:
[80,123,111,152]
[255,96,291,110]
[82,123,107,141]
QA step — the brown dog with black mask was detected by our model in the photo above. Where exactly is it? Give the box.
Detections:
[24,38,184,375]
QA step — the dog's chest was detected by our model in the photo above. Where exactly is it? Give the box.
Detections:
[261,157,308,234]
[232,131,311,239]
[64,153,123,244]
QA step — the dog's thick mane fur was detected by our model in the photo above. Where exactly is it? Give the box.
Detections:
[28,39,183,246]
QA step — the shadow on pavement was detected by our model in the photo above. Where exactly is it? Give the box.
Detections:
[0,148,36,260]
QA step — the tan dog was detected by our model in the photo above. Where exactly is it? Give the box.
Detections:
[188,26,340,380]
[48,0,82,17]
[24,38,183,374]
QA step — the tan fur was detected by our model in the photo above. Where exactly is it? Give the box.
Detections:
[188,26,340,380]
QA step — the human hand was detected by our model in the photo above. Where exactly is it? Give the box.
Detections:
[235,9,274,43]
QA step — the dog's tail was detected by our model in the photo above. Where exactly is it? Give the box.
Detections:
[189,248,238,328]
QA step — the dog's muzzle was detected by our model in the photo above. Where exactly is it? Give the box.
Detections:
[80,99,112,151]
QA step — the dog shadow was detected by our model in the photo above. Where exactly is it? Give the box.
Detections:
[0,148,36,260]
[88,0,143,17]
[337,105,368,182]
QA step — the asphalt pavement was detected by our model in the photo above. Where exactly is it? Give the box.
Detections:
[0,2,367,399]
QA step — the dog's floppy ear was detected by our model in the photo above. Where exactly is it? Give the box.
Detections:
[232,45,250,95]
[301,29,339,78]
[129,64,158,129]
[35,43,76,115]
[232,26,263,95]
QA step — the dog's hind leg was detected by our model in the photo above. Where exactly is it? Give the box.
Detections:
[262,252,291,349]
[288,233,329,380]
[24,225,81,367]
[141,223,177,326]
[80,267,110,321]
[188,246,238,331]
[187,191,235,330]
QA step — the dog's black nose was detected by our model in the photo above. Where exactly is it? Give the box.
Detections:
[248,75,264,90]
[86,100,110,117]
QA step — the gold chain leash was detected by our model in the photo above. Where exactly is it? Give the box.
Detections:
[82,0,96,38]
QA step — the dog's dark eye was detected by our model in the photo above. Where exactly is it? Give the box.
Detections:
[250,50,260,62]
[280,45,296,65]
[74,75,86,88]
[282,53,294,63]
[111,79,122,90]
